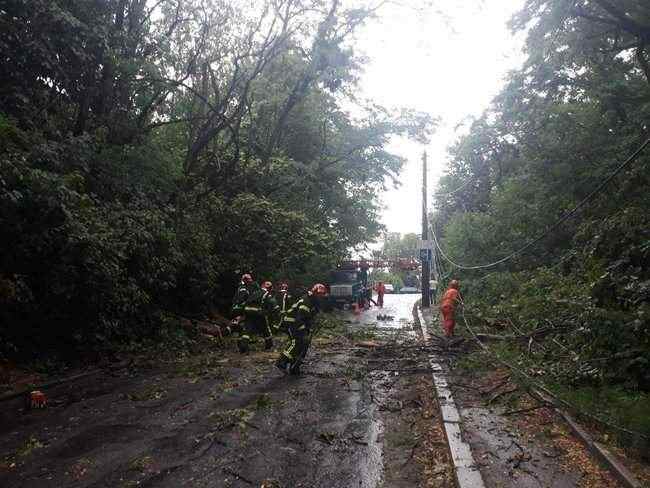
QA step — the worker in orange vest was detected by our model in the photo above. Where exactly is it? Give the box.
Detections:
[440,279,461,337]
[375,281,386,308]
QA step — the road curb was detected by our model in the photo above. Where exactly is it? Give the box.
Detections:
[415,305,486,488]
[531,389,642,488]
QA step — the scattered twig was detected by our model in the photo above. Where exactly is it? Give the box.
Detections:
[446,382,480,391]
[481,375,511,395]
[503,404,547,416]
[241,419,260,430]
[487,386,518,405]
[222,467,253,485]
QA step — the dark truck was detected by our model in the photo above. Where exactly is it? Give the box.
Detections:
[328,269,368,308]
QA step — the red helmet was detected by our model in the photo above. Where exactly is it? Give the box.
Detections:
[241,273,253,284]
[449,279,460,289]
[279,282,289,292]
[262,281,273,291]
[311,283,327,296]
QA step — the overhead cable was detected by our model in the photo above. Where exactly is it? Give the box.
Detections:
[434,176,475,197]
[430,137,650,270]
[459,301,649,440]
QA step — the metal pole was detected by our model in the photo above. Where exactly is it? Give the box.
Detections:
[421,151,431,308]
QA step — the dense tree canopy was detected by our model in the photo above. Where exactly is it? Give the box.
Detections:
[0,0,434,358]
[433,0,650,395]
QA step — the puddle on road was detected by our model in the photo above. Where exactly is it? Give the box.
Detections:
[337,294,421,337]
[337,294,427,488]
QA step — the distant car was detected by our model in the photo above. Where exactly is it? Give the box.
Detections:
[384,284,394,294]
[400,286,419,294]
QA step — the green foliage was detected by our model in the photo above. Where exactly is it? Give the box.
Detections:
[0,1,434,360]
[377,232,421,286]
[369,270,404,291]
[434,0,650,386]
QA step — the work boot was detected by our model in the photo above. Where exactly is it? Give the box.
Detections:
[264,337,274,350]
[289,363,301,375]
[275,357,290,375]
[237,337,250,354]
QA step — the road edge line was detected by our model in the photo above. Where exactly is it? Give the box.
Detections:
[415,305,486,488]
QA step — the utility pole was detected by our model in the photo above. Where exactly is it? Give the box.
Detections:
[421,151,431,308]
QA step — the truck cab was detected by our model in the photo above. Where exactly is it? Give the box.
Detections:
[328,269,364,308]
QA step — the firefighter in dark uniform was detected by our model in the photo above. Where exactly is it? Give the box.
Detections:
[278,282,293,313]
[230,273,258,334]
[276,283,328,375]
[237,281,279,353]
[274,282,294,334]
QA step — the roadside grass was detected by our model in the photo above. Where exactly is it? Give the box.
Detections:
[550,383,650,456]
[456,319,650,458]
[485,343,650,456]
[454,349,491,374]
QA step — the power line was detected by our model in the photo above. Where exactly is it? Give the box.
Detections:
[430,137,650,270]
[433,176,475,197]
[459,301,649,440]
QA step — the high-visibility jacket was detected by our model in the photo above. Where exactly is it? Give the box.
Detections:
[231,282,260,316]
[243,289,279,319]
[440,288,460,309]
[282,294,318,331]
[279,291,294,314]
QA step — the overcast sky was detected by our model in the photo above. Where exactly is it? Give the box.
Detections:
[355,0,527,237]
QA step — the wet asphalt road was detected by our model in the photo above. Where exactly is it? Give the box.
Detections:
[0,293,423,488]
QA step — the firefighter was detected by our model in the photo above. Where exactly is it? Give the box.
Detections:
[276,283,328,375]
[230,273,258,334]
[274,282,293,333]
[440,279,461,337]
[237,280,279,353]
[231,273,256,315]
[278,282,293,313]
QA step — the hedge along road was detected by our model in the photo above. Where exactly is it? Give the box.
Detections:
[0,292,456,488]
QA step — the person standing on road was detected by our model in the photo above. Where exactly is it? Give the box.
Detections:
[237,281,279,353]
[375,281,386,308]
[440,279,461,337]
[276,283,328,375]
[429,278,438,305]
